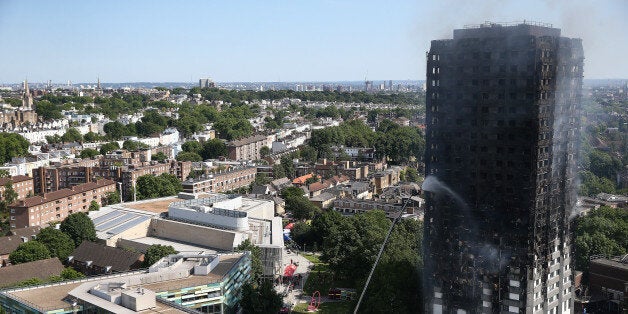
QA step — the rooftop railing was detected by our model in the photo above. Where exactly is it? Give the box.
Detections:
[464,21,553,29]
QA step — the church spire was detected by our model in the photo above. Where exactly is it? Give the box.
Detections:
[22,79,33,110]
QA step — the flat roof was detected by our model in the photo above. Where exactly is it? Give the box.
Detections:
[3,254,245,312]
[7,282,82,310]
[129,237,216,254]
[124,196,180,213]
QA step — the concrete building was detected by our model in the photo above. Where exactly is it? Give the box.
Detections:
[9,179,116,229]
[424,22,583,313]
[0,252,251,313]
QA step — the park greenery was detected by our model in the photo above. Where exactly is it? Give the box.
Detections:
[289,210,423,313]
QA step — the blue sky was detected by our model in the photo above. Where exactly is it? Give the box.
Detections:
[0,0,626,83]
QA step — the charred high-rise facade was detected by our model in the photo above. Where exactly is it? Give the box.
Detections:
[424,23,583,313]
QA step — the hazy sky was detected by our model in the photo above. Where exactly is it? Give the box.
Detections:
[0,0,626,83]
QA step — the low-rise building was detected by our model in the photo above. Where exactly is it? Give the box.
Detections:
[8,179,116,229]
[0,252,251,313]
[69,241,145,276]
[0,258,64,289]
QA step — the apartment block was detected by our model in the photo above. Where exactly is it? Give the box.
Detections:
[227,134,268,161]
[0,175,33,201]
[182,166,256,194]
[9,179,116,229]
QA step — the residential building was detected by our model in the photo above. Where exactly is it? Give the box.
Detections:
[585,256,628,313]
[0,258,64,289]
[424,22,583,313]
[69,241,145,275]
[181,166,256,194]
[0,227,41,266]
[8,179,116,229]
[227,134,268,161]
[0,175,33,201]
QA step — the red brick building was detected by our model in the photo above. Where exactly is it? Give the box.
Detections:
[0,175,33,201]
[9,179,116,229]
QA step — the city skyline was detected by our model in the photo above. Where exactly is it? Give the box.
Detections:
[0,0,626,83]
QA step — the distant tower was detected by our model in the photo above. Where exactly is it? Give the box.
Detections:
[94,77,103,95]
[21,80,34,110]
[199,78,215,88]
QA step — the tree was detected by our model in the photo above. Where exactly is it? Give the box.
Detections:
[272,164,286,179]
[236,239,263,281]
[135,173,182,200]
[103,121,127,140]
[35,101,63,120]
[9,241,51,264]
[61,267,85,280]
[79,148,99,159]
[280,155,295,178]
[182,141,202,154]
[574,206,628,272]
[0,169,11,178]
[405,167,420,182]
[35,227,75,260]
[3,181,18,205]
[201,139,227,159]
[61,128,83,143]
[176,151,203,162]
[152,151,167,162]
[123,140,149,151]
[100,142,120,155]
[240,280,283,314]
[143,244,177,267]
[88,200,100,211]
[291,221,315,247]
[83,131,101,143]
[60,212,97,246]
[284,194,320,220]
[260,146,271,158]
[0,133,30,164]
[105,191,121,205]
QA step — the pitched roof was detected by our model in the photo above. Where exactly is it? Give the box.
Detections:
[0,258,64,288]
[10,179,115,208]
[9,226,42,238]
[270,177,291,189]
[227,134,266,147]
[70,241,143,272]
[251,185,270,195]
[0,235,29,256]
[292,173,313,185]
[0,175,32,186]
[308,181,331,193]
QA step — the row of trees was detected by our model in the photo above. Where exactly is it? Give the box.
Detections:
[177,139,227,162]
[309,119,425,164]
[191,88,424,107]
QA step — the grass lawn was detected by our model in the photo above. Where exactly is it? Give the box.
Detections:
[301,253,354,296]
[292,301,354,314]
